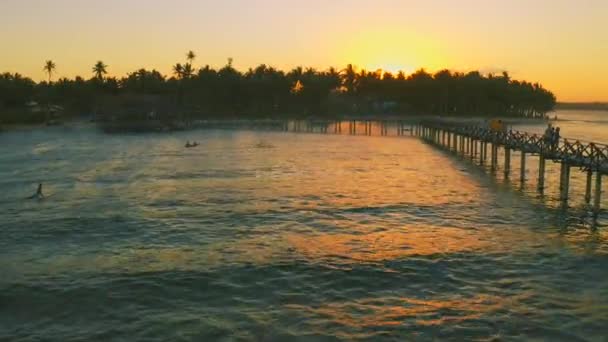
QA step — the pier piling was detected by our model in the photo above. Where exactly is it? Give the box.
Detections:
[520,152,526,183]
[491,144,498,171]
[504,148,511,177]
[559,162,571,204]
[473,140,478,159]
[538,156,546,192]
[594,174,602,215]
[585,170,593,204]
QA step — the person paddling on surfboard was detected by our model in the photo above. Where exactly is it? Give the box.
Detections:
[28,183,44,199]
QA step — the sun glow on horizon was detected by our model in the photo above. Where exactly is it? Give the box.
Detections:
[335,27,446,77]
[1,0,607,101]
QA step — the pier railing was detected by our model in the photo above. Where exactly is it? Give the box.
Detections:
[420,121,608,173]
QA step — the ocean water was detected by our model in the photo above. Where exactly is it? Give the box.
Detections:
[1,110,607,341]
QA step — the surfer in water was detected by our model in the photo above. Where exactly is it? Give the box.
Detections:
[185,141,199,148]
[28,183,44,199]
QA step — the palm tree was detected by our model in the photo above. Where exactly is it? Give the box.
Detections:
[43,60,56,83]
[341,64,357,95]
[92,61,108,80]
[186,50,196,65]
[181,63,194,79]
[173,63,184,79]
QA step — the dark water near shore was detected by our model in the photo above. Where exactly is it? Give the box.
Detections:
[1,110,608,341]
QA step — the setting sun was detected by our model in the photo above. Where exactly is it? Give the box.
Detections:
[335,27,447,75]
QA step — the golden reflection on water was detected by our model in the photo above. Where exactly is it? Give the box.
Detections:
[286,294,513,328]
[218,224,555,266]
[8,129,608,278]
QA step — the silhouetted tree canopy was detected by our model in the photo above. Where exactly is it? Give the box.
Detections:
[0,59,556,124]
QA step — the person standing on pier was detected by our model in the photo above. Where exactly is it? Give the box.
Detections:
[543,124,553,151]
[552,127,561,153]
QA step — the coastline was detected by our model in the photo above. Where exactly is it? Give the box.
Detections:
[0,114,551,134]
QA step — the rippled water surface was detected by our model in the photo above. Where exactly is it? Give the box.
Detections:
[1,110,608,341]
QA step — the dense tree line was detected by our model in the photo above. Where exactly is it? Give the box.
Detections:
[0,52,556,124]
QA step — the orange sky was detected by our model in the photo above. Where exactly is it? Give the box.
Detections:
[1,0,606,101]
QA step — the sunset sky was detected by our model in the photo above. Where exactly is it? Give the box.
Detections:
[1,0,606,101]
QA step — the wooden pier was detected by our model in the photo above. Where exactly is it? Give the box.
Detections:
[415,120,607,216]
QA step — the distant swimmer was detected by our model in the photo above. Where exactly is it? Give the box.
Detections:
[185,141,199,148]
[28,183,44,199]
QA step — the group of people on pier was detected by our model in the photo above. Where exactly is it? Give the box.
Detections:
[543,124,561,152]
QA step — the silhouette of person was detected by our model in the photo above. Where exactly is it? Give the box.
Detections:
[28,183,44,199]
[552,127,560,152]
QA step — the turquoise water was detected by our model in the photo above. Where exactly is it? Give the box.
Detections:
[1,110,607,341]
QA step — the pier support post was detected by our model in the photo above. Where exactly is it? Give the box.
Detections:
[452,134,457,152]
[585,170,593,204]
[594,173,602,216]
[461,136,465,154]
[473,140,478,159]
[538,156,546,192]
[520,152,526,183]
[504,148,511,177]
[490,144,497,170]
[559,162,571,204]
[469,138,474,158]
[447,132,451,150]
